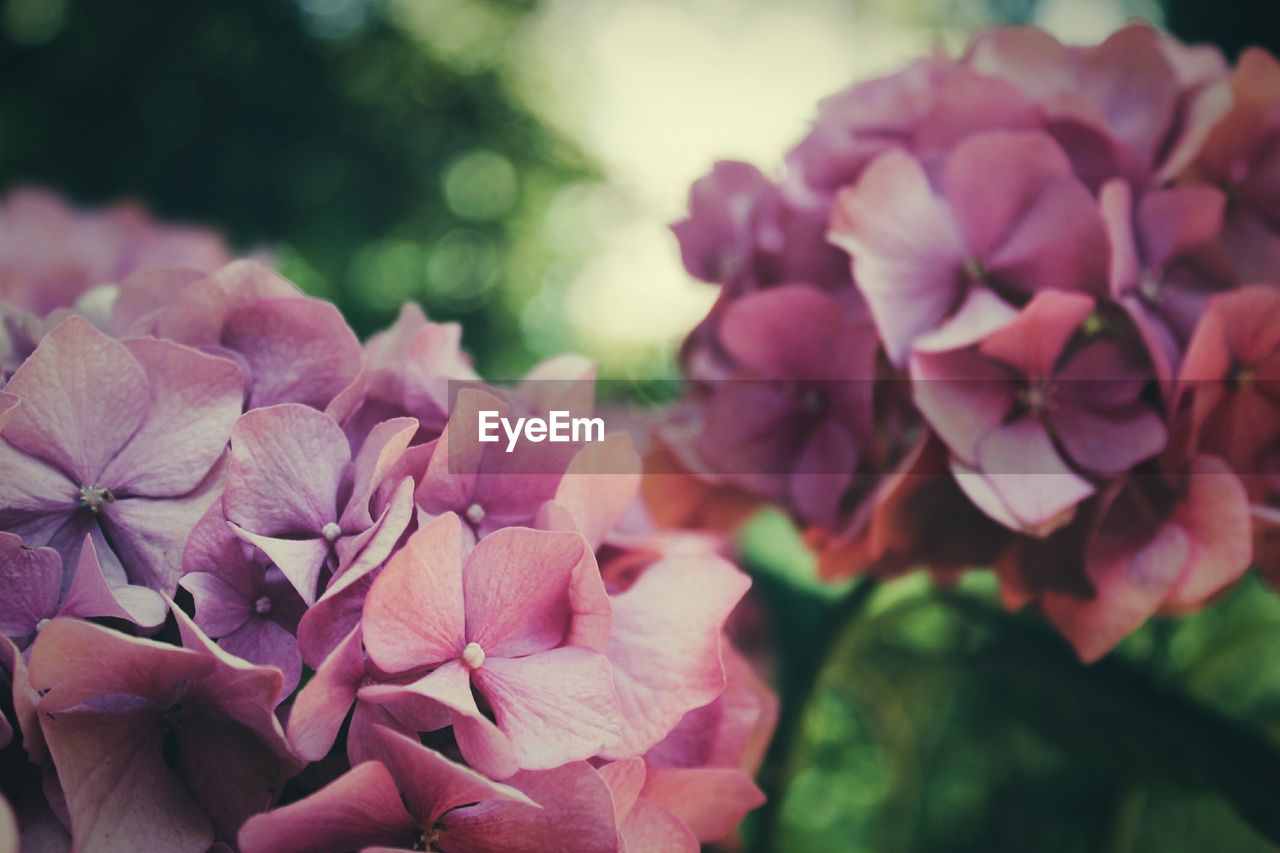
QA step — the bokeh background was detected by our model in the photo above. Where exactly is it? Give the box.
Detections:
[4,1,1280,850]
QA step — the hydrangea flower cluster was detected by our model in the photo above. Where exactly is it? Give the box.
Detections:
[0,207,775,849]
[662,24,1280,661]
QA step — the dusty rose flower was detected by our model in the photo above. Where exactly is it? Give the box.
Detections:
[0,186,230,318]
[220,404,417,605]
[127,260,363,411]
[360,513,620,778]
[0,532,164,648]
[239,727,618,853]
[0,315,241,593]
[180,507,308,696]
[830,130,1109,364]
[913,290,1166,534]
[28,613,299,851]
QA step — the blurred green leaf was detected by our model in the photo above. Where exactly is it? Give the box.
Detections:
[770,580,1280,853]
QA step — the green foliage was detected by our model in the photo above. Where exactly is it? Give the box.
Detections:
[0,0,593,371]
[767,578,1280,852]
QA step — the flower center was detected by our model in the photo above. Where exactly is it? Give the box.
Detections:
[35,618,50,633]
[253,596,272,616]
[78,483,115,512]
[1233,365,1257,393]
[321,522,342,542]
[414,827,441,851]
[1137,274,1162,304]
[465,502,486,526]
[962,257,986,283]
[461,642,486,670]
[1017,380,1056,418]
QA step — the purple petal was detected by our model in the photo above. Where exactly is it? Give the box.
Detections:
[2,315,148,483]
[99,338,242,497]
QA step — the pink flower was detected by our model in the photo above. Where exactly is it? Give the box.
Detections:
[239,727,619,853]
[1188,50,1280,281]
[830,130,1109,365]
[599,544,751,759]
[285,624,446,764]
[128,260,363,411]
[1178,284,1280,482]
[359,512,621,778]
[912,290,1166,534]
[220,404,417,605]
[682,284,878,528]
[1100,179,1234,385]
[0,186,230,318]
[963,24,1230,186]
[0,315,242,593]
[600,756,765,852]
[326,302,478,452]
[0,532,164,648]
[1036,455,1252,661]
[179,507,308,696]
[28,613,299,851]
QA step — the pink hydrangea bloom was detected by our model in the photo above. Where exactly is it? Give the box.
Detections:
[239,727,618,853]
[0,186,230,318]
[0,315,241,594]
[220,403,417,605]
[132,261,363,411]
[27,613,299,851]
[180,506,308,696]
[360,513,621,777]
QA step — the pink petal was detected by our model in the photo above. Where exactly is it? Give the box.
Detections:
[473,648,622,769]
[829,148,968,364]
[647,643,779,774]
[1044,519,1188,663]
[59,533,166,628]
[287,625,366,761]
[341,417,419,530]
[0,532,60,637]
[463,527,593,658]
[1099,179,1142,295]
[237,761,416,853]
[224,404,349,536]
[28,618,214,711]
[1051,402,1166,475]
[598,758,646,823]
[219,618,302,698]
[101,477,224,593]
[2,315,148,483]
[38,703,214,853]
[228,526,330,606]
[640,766,765,843]
[154,260,299,345]
[619,797,700,853]
[221,297,362,409]
[297,569,373,668]
[362,660,518,779]
[974,419,1095,534]
[170,605,294,749]
[180,572,252,637]
[602,554,749,758]
[910,348,1017,466]
[1164,456,1253,607]
[363,513,468,673]
[99,338,242,497]
[545,433,642,550]
[441,761,619,853]
[1138,185,1227,271]
[718,284,848,379]
[375,726,534,827]
[978,290,1096,377]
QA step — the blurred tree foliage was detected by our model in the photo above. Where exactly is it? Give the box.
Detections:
[0,0,593,373]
